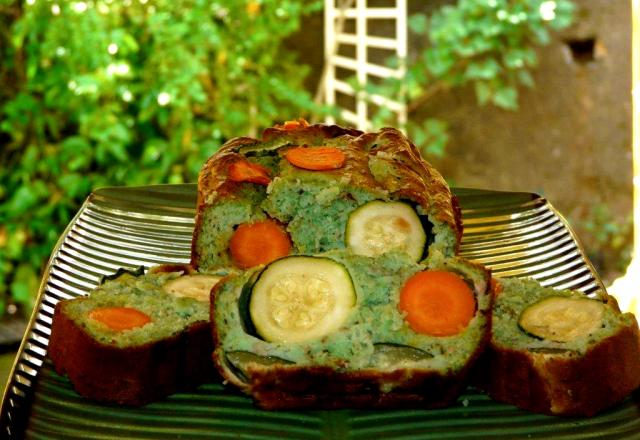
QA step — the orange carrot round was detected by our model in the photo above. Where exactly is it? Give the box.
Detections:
[282,119,309,130]
[490,278,503,297]
[284,146,346,171]
[399,271,476,336]
[229,219,292,268]
[88,307,152,331]
[228,159,271,185]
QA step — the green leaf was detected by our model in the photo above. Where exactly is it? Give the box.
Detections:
[492,86,518,110]
[503,50,526,69]
[61,136,92,154]
[6,186,39,216]
[474,81,492,105]
[549,0,576,30]
[464,58,500,80]
[10,263,38,306]
[424,47,455,77]
[517,70,535,88]
[531,26,550,45]
[58,174,91,200]
[409,119,449,159]
[5,228,27,259]
[408,14,428,34]
[521,48,539,67]
[107,142,129,162]
[68,156,92,172]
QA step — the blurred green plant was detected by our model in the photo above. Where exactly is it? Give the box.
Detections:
[577,204,633,285]
[358,0,575,159]
[0,0,325,317]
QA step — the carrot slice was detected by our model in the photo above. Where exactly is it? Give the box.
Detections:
[490,278,503,297]
[88,307,152,331]
[282,119,309,130]
[399,271,476,336]
[284,147,346,171]
[228,159,271,185]
[229,219,292,268]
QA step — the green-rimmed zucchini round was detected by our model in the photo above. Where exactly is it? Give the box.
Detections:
[346,200,426,261]
[249,256,356,343]
[518,295,605,342]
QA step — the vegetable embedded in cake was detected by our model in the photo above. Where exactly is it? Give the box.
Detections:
[191,122,462,272]
[473,277,640,417]
[517,295,606,342]
[399,270,476,337]
[247,256,356,343]
[47,265,223,406]
[346,200,427,261]
[211,251,493,409]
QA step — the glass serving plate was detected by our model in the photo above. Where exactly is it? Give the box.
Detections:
[1,185,638,439]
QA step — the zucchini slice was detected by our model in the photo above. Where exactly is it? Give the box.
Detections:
[225,351,294,384]
[163,274,222,302]
[100,266,145,284]
[371,343,433,369]
[346,200,426,261]
[518,296,605,342]
[249,256,356,343]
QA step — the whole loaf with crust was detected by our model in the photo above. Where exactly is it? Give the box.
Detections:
[191,121,462,272]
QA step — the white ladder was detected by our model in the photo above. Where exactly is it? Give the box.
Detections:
[323,0,408,130]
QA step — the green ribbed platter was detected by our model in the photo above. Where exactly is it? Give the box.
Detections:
[2,185,639,439]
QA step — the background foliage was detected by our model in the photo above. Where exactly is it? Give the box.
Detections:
[578,204,633,284]
[359,0,575,158]
[1,0,608,320]
[0,0,324,317]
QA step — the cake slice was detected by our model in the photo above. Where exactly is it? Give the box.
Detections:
[211,251,493,409]
[191,121,462,272]
[473,277,640,416]
[48,265,222,406]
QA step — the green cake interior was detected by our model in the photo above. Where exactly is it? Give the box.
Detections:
[195,141,457,271]
[262,163,382,254]
[197,188,269,269]
[62,271,210,348]
[492,277,634,354]
[214,251,491,379]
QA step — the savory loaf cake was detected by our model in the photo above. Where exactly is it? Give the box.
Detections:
[191,120,462,272]
[474,277,640,417]
[212,250,493,409]
[48,265,222,406]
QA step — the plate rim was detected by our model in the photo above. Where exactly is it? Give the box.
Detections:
[0,184,617,437]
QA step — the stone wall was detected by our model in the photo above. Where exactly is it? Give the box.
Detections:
[414,0,631,222]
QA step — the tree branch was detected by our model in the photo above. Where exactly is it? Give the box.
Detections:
[407,81,447,113]
[406,58,471,113]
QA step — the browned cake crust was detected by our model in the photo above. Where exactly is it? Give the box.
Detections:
[473,315,640,417]
[48,264,215,406]
[212,355,486,410]
[191,123,461,268]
